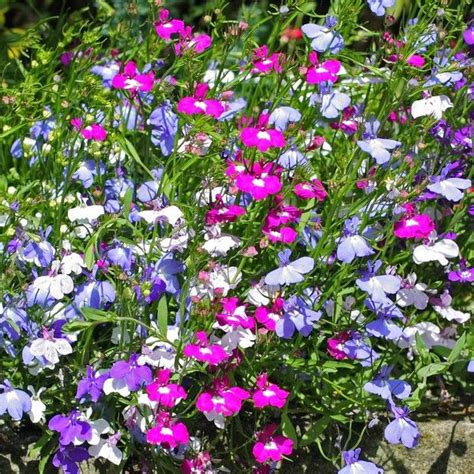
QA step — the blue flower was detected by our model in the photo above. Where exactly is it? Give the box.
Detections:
[276,296,321,339]
[268,106,302,132]
[0,379,32,420]
[384,404,420,448]
[364,365,411,401]
[357,118,401,165]
[336,217,374,263]
[264,249,314,286]
[148,101,178,157]
[356,261,401,303]
[339,448,384,473]
[367,0,394,17]
[302,17,344,53]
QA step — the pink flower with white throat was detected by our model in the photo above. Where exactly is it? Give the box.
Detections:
[240,114,286,152]
[252,373,289,409]
[196,377,250,428]
[305,51,341,84]
[177,83,224,119]
[154,9,185,40]
[146,411,189,449]
[293,178,328,201]
[252,45,283,74]
[145,369,187,408]
[112,61,155,93]
[183,331,229,366]
[235,161,282,200]
[394,204,435,239]
[71,118,107,141]
[252,423,294,464]
[215,297,255,330]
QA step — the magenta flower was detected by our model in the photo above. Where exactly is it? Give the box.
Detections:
[146,369,187,408]
[182,452,213,474]
[327,331,351,360]
[196,377,250,417]
[252,373,289,409]
[406,54,425,68]
[293,179,328,200]
[154,9,185,40]
[112,61,155,93]
[175,26,212,55]
[252,45,283,74]
[263,225,298,244]
[177,83,224,119]
[240,115,286,152]
[216,297,255,329]
[255,297,285,332]
[183,331,229,366]
[394,213,435,239]
[146,411,189,449]
[306,52,341,84]
[206,202,246,225]
[235,161,282,200]
[252,423,294,464]
[71,118,107,141]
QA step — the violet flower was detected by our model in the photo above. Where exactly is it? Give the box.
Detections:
[339,448,384,473]
[48,409,93,445]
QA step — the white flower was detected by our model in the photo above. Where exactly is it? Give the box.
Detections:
[27,386,46,423]
[411,95,453,120]
[396,274,430,310]
[31,274,74,301]
[138,205,184,226]
[218,328,256,352]
[67,204,104,222]
[29,335,72,365]
[60,252,84,275]
[433,305,470,324]
[413,239,458,265]
[138,325,180,368]
[88,420,122,466]
[202,227,241,256]
[427,178,471,202]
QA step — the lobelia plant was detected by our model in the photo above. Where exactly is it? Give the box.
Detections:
[0,0,472,472]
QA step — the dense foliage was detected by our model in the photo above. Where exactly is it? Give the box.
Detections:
[0,0,473,472]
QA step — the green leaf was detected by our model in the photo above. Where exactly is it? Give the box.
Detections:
[122,186,133,220]
[447,332,466,364]
[300,416,330,447]
[281,413,298,448]
[417,362,448,379]
[157,295,168,336]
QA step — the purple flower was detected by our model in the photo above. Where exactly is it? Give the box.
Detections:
[356,261,401,303]
[357,119,401,165]
[106,246,133,271]
[22,239,55,268]
[74,280,115,309]
[75,366,109,403]
[137,180,159,202]
[0,379,32,420]
[384,404,419,448]
[448,260,474,282]
[337,217,374,263]
[427,167,471,202]
[48,409,92,445]
[364,366,411,401]
[344,333,380,367]
[302,17,344,53]
[52,444,90,474]
[339,448,384,473]
[103,354,152,395]
[464,26,474,46]
[367,0,394,16]
[276,296,322,339]
[153,253,184,295]
[264,249,314,286]
[148,101,178,157]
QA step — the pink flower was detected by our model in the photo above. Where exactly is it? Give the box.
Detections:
[253,373,289,409]
[306,52,341,84]
[112,61,155,93]
[293,179,328,201]
[146,369,187,408]
[263,226,298,244]
[177,83,224,119]
[240,121,286,152]
[175,26,212,55]
[406,54,425,68]
[252,45,283,74]
[394,213,435,239]
[181,452,213,474]
[216,297,255,329]
[327,331,350,360]
[266,203,301,227]
[252,424,294,464]
[183,331,229,366]
[154,9,185,40]
[255,297,285,332]
[196,377,250,417]
[235,161,282,200]
[206,203,246,225]
[146,411,189,449]
[71,118,107,141]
